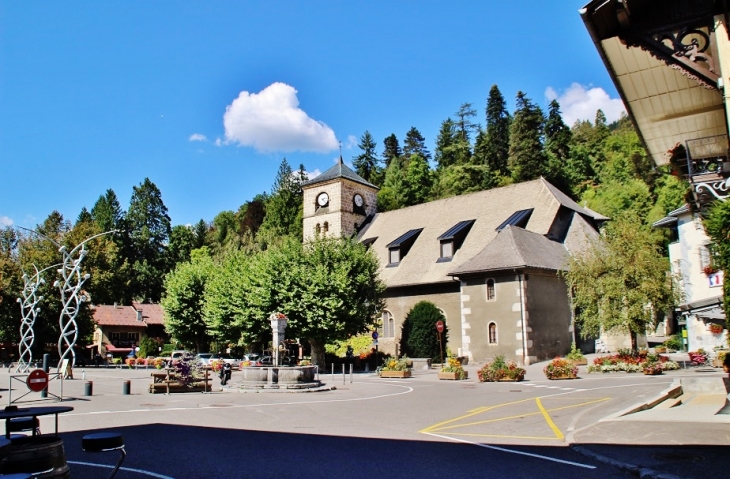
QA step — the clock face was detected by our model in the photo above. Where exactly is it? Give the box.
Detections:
[354,194,364,207]
[317,192,329,206]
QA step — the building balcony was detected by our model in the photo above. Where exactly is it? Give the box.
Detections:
[684,134,729,207]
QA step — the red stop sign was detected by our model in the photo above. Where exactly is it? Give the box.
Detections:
[436,320,444,333]
[27,369,49,392]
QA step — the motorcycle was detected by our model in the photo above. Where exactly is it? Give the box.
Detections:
[219,362,232,385]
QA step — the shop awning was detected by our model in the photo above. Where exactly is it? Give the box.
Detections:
[105,345,134,353]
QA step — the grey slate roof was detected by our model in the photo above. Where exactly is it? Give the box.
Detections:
[357,178,600,287]
[449,226,569,276]
[302,158,378,189]
[652,204,690,228]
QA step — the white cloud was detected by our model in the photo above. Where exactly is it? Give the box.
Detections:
[189,133,207,142]
[222,82,338,153]
[306,168,322,179]
[214,138,223,147]
[346,135,357,150]
[545,83,626,126]
[0,216,13,226]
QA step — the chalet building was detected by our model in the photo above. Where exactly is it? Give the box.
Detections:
[90,302,165,358]
[582,0,729,349]
[302,161,607,365]
[654,206,726,351]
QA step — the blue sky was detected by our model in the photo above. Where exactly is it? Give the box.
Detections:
[0,1,625,229]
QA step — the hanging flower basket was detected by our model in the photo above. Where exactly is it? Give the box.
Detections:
[709,323,724,334]
[703,265,719,275]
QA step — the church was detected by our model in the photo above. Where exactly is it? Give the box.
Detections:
[301,159,607,365]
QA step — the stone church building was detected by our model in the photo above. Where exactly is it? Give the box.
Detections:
[302,159,607,365]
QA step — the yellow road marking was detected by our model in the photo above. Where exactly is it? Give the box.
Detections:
[421,397,611,439]
[536,397,564,440]
[440,432,560,440]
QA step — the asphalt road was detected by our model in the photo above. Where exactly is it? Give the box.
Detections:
[0,365,685,479]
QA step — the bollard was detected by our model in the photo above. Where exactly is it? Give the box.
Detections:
[122,380,130,395]
[40,354,50,398]
[82,369,86,380]
[350,363,353,384]
[331,363,334,383]
[342,363,345,384]
[84,381,93,396]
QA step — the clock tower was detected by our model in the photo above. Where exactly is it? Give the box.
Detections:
[302,157,378,241]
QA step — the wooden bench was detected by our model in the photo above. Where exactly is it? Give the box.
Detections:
[148,370,211,394]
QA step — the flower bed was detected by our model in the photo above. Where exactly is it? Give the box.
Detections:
[587,351,680,373]
[478,355,525,382]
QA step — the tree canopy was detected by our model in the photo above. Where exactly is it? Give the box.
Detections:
[564,213,679,351]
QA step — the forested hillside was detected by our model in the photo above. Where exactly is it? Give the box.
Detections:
[0,84,689,348]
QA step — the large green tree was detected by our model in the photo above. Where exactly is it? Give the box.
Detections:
[508,91,546,182]
[0,226,22,342]
[127,178,171,303]
[353,131,382,185]
[564,213,678,351]
[162,248,215,352]
[204,237,385,367]
[382,134,402,168]
[258,159,306,240]
[479,84,511,176]
[403,127,430,161]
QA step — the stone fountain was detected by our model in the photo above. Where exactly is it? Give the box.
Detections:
[235,313,322,390]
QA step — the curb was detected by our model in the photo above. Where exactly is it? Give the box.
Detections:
[571,445,688,479]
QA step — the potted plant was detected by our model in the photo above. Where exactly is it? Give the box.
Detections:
[566,342,587,366]
[642,360,663,375]
[543,357,578,380]
[477,355,526,382]
[378,357,412,378]
[688,349,709,366]
[439,357,468,380]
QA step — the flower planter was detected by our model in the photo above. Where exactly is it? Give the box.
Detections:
[643,369,663,375]
[568,358,587,366]
[654,347,666,354]
[438,371,468,380]
[498,377,523,382]
[379,370,412,378]
[547,374,577,380]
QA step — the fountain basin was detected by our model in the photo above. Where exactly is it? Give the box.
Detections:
[238,365,320,389]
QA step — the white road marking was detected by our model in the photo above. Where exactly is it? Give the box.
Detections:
[422,432,596,469]
[67,461,174,479]
[61,384,414,418]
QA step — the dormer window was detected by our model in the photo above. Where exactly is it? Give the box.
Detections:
[437,220,475,262]
[496,208,533,232]
[386,228,423,267]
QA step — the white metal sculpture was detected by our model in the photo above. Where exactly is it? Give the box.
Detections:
[15,264,59,372]
[54,231,113,368]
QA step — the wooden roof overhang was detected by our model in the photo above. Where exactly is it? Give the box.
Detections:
[580,0,729,170]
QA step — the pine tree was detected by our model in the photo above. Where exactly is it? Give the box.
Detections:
[127,177,172,303]
[382,134,402,168]
[508,91,547,182]
[403,127,430,161]
[76,207,92,225]
[90,189,124,233]
[544,99,573,194]
[434,119,458,170]
[258,159,305,239]
[352,131,382,185]
[482,85,511,176]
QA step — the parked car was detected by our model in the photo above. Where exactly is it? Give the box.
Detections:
[241,354,262,366]
[196,353,213,366]
[209,353,240,368]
